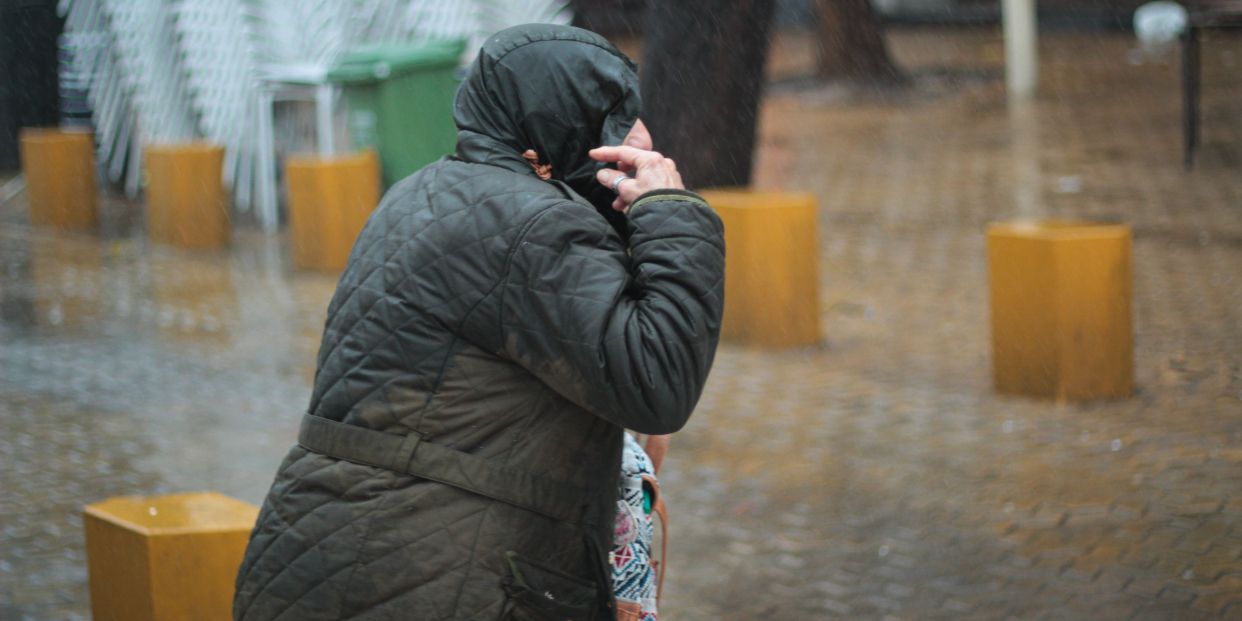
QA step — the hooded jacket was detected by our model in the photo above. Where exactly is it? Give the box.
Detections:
[233,24,724,620]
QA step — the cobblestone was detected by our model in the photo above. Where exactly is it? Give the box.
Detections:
[2,27,1242,620]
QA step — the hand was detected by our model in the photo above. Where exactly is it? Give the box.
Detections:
[644,434,669,474]
[631,433,670,474]
[589,145,684,213]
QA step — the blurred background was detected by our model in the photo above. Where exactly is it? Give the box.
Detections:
[2,0,1241,619]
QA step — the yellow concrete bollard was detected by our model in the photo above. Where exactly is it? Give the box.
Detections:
[145,144,229,249]
[83,492,259,621]
[987,220,1133,401]
[18,128,98,230]
[698,189,821,348]
[285,150,381,271]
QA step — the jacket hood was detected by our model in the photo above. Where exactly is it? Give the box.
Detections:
[453,24,641,196]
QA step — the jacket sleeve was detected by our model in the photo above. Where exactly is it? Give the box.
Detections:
[499,190,725,434]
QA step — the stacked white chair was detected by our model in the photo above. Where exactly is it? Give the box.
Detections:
[59,0,570,229]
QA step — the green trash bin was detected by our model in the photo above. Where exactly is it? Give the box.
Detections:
[328,39,465,186]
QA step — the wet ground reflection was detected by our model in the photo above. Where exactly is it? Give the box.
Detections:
[2,28,1241,620]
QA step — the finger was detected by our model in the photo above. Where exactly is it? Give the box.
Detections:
[616,176,642,204]
[667,165,682,186]
[594,169,640,203]
[595,168,630,193]
[611,197,625,212]
[588,145,631,163]
[624,119,651,149]
[589,145,661,168]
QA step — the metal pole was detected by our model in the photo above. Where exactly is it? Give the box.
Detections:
[1002,0,1038,99]
[1008,100,1042,219]
[256,89,278,232]
[1182,25,1200,168]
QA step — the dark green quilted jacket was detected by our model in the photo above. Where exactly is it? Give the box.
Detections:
[234,24,724,621]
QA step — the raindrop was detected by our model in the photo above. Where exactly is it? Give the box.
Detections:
[148,506,158,516]
[1002,420,1015,434]
[877,544,890,558]
[1003,502,1015,514]
[729,541,755,556]
[48,303,63,325]
[1080,432,1090,442]
[1110,439,1123,451]
[1183,569,1194,580]
[1055,176,1082,194]
[778,554,806,568]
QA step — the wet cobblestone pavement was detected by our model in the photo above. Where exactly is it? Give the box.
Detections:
[3,28,1242,620]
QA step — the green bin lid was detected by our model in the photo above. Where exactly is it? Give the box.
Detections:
[327,39,466,83]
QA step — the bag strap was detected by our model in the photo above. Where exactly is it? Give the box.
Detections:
[634,433,671,602]
[642,473,669,603]
[298,414,590,524]
[654,496,668,602]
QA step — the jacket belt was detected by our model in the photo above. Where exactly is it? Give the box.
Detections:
[297,414,589,524]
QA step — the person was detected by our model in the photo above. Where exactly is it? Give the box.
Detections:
[233,23,724,620]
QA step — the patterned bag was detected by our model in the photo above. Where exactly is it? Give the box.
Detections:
[612,434,667,621]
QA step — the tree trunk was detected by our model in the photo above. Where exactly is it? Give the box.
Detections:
[815,0,902,82]
[0,1,63,170]
[639,0,777,189]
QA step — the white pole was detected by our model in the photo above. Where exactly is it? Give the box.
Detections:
[316,83,335,157]
[1002,0,1038,99]
[1008,100,1042,219]
[256,89,278,232]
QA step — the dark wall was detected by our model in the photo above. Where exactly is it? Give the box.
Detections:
[576,0,1154,35]
[1035,0,1149,28]
[571,0,648,37]
[865,0,1150,28]
[575,0,813,34]
[0,0,63,171]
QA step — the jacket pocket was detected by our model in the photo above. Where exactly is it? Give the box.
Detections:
[501,550,598,621]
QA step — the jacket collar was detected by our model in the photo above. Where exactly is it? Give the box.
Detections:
[454,129,538,178]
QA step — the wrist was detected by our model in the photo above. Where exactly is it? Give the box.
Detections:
[628,189,709,215]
